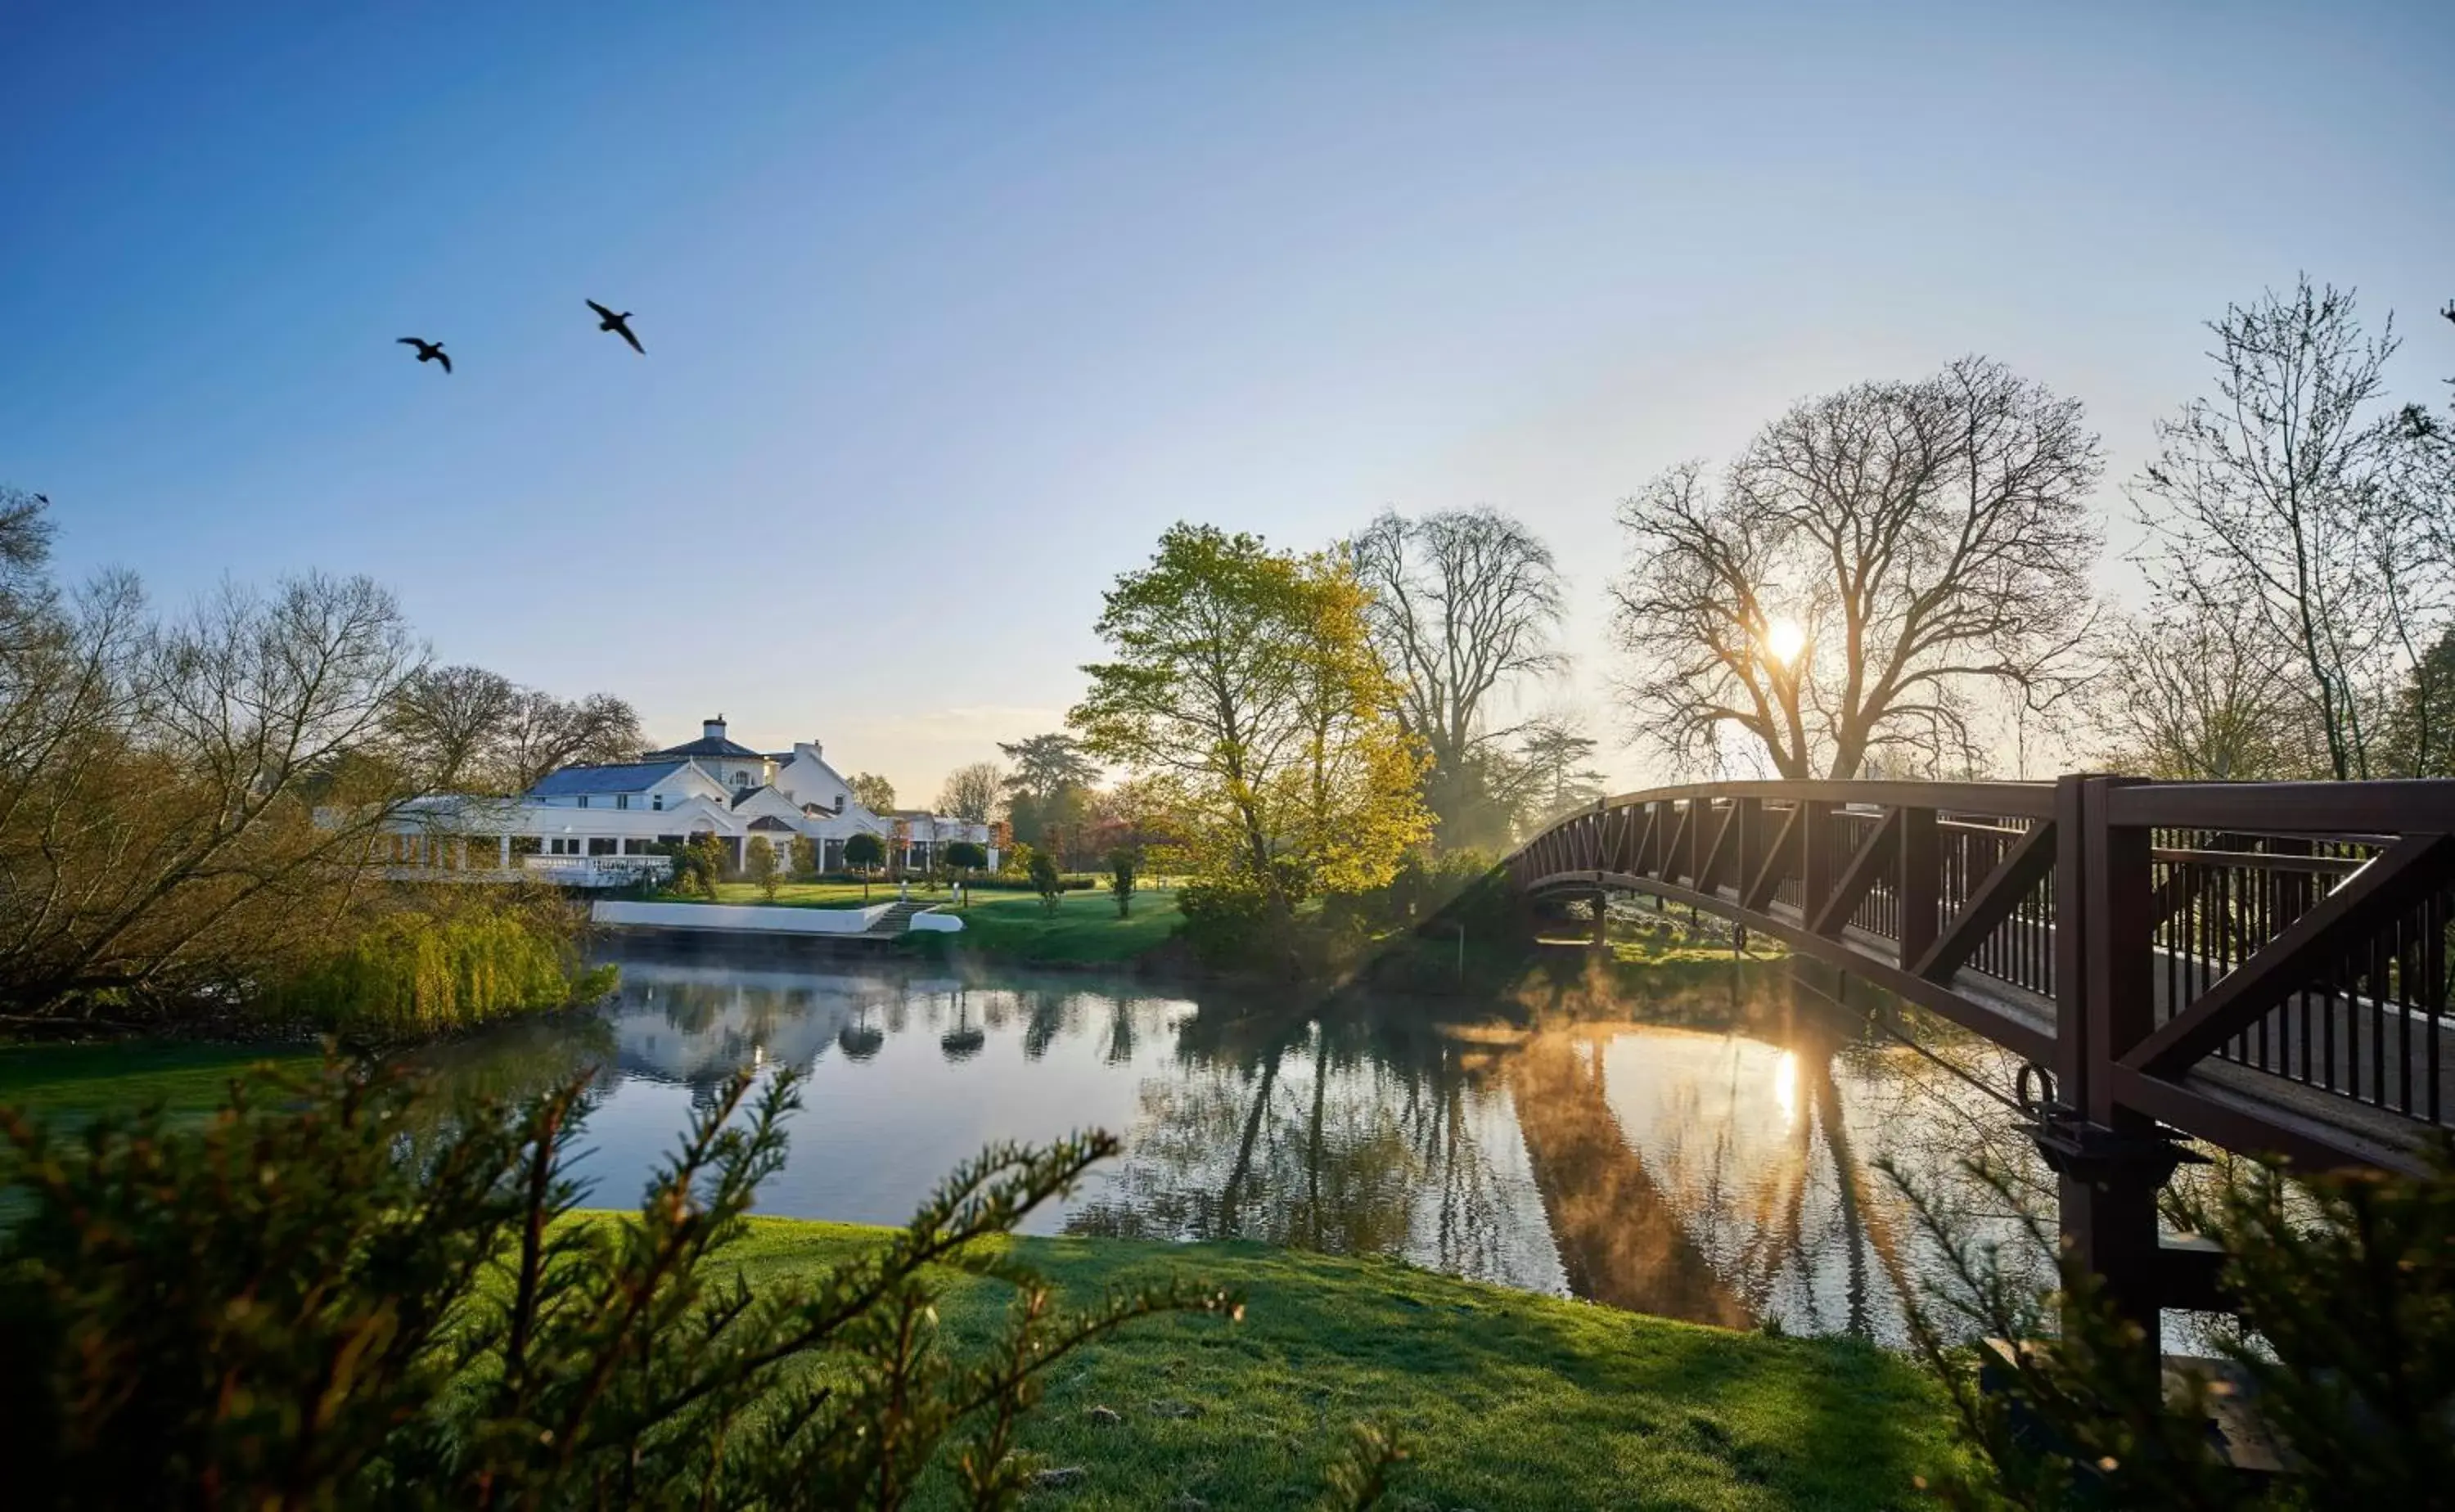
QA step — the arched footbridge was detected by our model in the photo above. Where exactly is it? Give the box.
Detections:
[1493,776,2455,1327]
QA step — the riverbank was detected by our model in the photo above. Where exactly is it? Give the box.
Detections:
[688,1216,1951,1510]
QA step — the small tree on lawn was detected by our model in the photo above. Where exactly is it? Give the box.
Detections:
[746,835,781,901]
[689,832,731,889]
[844,832,885,900]
[1107,846,1139,919]
[945,840,988,907]
[1028,848,1065,915]
[789,834,818,881]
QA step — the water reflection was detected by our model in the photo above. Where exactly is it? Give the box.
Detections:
[421,938,2049,1342]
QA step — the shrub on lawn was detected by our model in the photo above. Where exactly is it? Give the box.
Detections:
[0,1059,1271,1510]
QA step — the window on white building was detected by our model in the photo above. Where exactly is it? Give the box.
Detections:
[615,794,630,810]
[652,794,664,811]
[576,795,589,809]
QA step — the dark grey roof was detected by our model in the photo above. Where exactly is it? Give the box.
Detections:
[527,760,687,798]
[647,734,764,759]
[730,785,771,810]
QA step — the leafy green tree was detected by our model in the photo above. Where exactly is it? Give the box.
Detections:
[1071,524,1430,918]
[848,772,896,813]
[0,1059,1246,1510]
[1027,848,1065,915]
[1106,846,1138,918]
[944,839,988,906]
[842,831,885,899]
[789,833,818,880]
[745,835,781,900]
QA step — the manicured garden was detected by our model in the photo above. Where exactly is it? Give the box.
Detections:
[911,885,1183,965]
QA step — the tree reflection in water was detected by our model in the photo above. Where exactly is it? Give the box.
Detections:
[416,941,2057,1343]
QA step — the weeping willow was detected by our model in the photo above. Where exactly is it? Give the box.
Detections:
[264,907,616,1037]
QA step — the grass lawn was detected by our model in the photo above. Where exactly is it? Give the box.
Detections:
[922,885,1183,965]
[678,881,881,909]
[0,1041,316,1123]
[716,1217,1953,1510]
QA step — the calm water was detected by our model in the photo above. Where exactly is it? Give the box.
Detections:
[417,939,2054,1343]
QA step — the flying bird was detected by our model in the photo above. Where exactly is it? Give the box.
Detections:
[586,299,645,355]
[397,337,452,373]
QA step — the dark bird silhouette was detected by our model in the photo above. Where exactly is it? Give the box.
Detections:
[397,337,451,373]
[587,299,645,355]
[32,494,47,506]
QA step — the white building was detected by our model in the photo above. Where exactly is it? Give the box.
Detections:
[392,718,998,883]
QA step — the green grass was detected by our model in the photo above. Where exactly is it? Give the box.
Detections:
[0,1042,316,1123]
[714,1217,1952,1510]
[921,885,1183,965]
[678,881,881,909]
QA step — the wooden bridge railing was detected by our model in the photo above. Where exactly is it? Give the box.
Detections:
[1499,774,2455,1325]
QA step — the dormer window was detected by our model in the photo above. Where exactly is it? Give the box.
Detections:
[652,794,664,811]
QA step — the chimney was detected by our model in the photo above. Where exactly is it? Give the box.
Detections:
[703,715,726,743]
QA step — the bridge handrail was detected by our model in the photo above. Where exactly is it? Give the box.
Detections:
[1498,773,2455,1173]
[1595,778,2054,818]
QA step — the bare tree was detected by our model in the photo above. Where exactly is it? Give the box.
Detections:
[1352,506,1563,842]
[385,664,518,790]
[386,666,642,794]
[1613,357,2103,779]
[494,688,642,793]
[2091,603,2316,779]
[2130,277,2443,780]
[0,551,432,1021]
[935,760,1003,822]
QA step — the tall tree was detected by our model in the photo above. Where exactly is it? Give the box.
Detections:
[1351,507,1563,844]
[997,733,1098,868]
[847,772,896,813]
[1516,716,1608,823]
[2130,277,2444,780]
[997,733,1097,801]
[385,668,641,794]
[1070,524,1429,911]
[1612,357,2103,779]
[934,760,1003,822]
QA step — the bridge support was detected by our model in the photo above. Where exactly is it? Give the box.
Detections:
[1592,888,1610,951]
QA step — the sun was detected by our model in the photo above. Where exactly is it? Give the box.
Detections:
[1761,616,1808,667]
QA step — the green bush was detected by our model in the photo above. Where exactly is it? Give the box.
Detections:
[259,902,612,1040]
[1174,878,1276,967]
[0,1060,1251,1510]
[1026,848,1065,914]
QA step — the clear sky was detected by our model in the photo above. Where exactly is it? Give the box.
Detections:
[5,2,2450,797]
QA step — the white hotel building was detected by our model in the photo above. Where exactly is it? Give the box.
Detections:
[394,718,997,884]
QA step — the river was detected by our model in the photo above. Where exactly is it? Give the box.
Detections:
[416,938,2059,1344]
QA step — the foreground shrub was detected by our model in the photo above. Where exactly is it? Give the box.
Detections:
[0,1060,1253,1510]
[259,893,611,1040]
[1885,1143,2455,1509]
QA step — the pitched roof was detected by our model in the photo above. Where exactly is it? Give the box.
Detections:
[527,760,687,797]
[646,733,765,759]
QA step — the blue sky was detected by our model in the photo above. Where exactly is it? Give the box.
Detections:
[5,2,2450,795]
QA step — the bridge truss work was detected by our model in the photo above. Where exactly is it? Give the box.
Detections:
[1498,775,2455,1329]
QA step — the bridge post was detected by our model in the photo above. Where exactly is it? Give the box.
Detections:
[2040,774,2174,1352]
